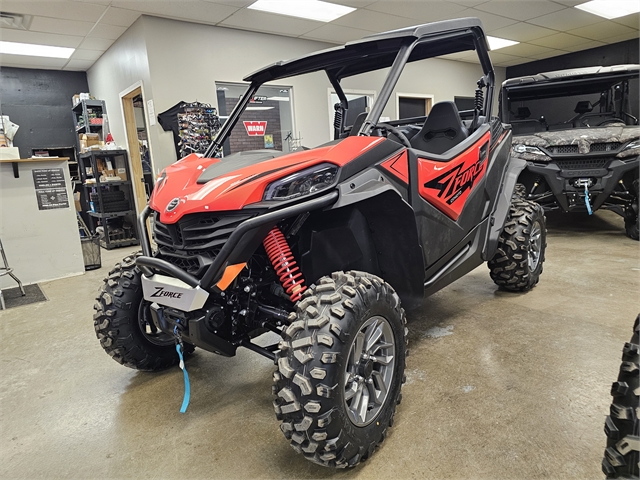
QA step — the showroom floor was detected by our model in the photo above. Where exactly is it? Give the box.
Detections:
[1,209,638,479]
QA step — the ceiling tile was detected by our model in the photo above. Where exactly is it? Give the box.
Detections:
[611,13,640,29]
[70,48,106,61]
[569,21,637,40]
[527,7,602,30]
[463,8,519,30]
[474,0,565,22]
[0,28,84,48]
[63,58,96,70]
[547,0,587,6]
[201,0,256,6]
[220,8,323,36]
[99,7,142,27]
[489,22,557,42]
[494,56,533,66]
[327,0,379,6]
[486,51,521,64]
[0,53,68,68]
[112,1,240,24]
[302,24,375,44]
[527,48,568,59]
[331,8,419,31]
[69,0,112,5]
[530,32,592,48]
[450,0,491,6]
[0,1,107,22]
[28,16,95,36]
[365,1,468,23]
[498,42,555,57]
[601,31,640,43]
[561,39,606,52]
[438,51,478,60]
[88,23,128,40]
[78,36,116,50]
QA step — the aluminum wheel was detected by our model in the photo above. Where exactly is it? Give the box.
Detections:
[343,315,396,427]
[528,220,542,271]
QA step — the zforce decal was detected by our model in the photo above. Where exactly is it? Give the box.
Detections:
[380,151,409,183]
[418,132,491,220]
[150,286,183,299]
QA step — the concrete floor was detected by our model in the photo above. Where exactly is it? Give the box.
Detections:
[1,209,638,479]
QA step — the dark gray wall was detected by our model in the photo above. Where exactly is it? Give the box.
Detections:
[0,67,89,157]
[506,39,639,78]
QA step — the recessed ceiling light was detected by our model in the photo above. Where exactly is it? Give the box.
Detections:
[487,36,519,50]
[575,0,640,19]
[248,0,355,22]
[0,41,74,58]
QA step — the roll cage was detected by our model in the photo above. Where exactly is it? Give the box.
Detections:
[204,17,495,158]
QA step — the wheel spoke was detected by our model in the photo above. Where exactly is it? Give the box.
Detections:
[357,385,370,423]
[344,381,358,401]
[372,370,387,402]
[365,323,384,353]
[371,354,394,365]
[353,332,365,363]
[350,382,363,414]
[369,341,393,355]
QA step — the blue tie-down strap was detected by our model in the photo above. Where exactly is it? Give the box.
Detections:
[584,184,593,215]
[176,343,191,413]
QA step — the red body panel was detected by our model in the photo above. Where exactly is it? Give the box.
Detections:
[380,151,409,184]
[418,132,491,221]
[150,136,385,224]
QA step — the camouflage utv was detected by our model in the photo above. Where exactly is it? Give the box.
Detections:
[501,65,639,240]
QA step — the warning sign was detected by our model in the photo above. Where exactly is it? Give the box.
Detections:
[243,121,267,136]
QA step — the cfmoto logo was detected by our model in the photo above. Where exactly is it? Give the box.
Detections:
[166,198,180,212]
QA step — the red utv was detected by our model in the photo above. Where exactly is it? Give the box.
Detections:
[94,18,547,468]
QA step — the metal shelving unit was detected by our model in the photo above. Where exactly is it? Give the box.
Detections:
[78,150,139,250]
[72,100,106,152]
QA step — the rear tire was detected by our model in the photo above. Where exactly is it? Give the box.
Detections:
[489,199,547,292]
[93,252,192,371]
[273,271,407,468]
[602,315,640,479]
[624,180,638,241]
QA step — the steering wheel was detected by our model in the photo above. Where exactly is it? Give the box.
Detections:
[597,118,625,126]
[372,123,413,149]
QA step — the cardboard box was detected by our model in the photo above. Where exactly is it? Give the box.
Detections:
[116,167,128,181]
[80,133,100,152]
[74,192,82,212]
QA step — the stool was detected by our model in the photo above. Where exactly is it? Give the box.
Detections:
[0,237,25,310]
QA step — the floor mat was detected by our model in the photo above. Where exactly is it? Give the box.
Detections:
[1,284,47,310]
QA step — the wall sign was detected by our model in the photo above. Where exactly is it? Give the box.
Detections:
[243,121,267,136]
[32,168,69,210]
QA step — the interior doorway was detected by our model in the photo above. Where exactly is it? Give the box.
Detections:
[396,93,434,119]
[121,85,152,215]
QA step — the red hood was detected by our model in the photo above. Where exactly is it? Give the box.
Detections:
[150,136,386,224]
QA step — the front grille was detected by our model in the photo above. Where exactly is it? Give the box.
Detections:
[153,211,254,276]
[548,145,579,154]
[555,158,609,170]
[590,142,621,152]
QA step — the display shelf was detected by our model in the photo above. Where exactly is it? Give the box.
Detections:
[78,149,139,250]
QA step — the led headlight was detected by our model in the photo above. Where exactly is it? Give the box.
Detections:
[512,144,546,156]
[622,140,640,151]
[264,163,338,201]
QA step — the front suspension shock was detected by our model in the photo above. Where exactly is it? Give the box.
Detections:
[263,226,307,302]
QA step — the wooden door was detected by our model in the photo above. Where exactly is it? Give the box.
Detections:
[121,87,148,214]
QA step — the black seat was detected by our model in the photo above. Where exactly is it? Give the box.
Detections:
[410,101,469,154]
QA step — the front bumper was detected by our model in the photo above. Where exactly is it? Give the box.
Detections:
[524,156,638,213]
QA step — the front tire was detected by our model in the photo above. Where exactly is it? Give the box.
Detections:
[624,179,638,241]
[93,252,190,371]
[489,199,547,292]
[602,315,640,478]
[273,271,407,468]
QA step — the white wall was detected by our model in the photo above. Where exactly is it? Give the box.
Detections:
[0,161,84,288]
[88,16,506,175]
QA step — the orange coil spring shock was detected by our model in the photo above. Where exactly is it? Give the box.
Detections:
[263,226,307,302]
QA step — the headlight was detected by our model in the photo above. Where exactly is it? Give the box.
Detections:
[622,140,640,151]
[264,163,338,201]
[512,144,546,156]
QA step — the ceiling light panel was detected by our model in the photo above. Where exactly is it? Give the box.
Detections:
[248,0,355,22]
[487,36,519,50]
[575,0,640,19]
[0,41,74,58]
